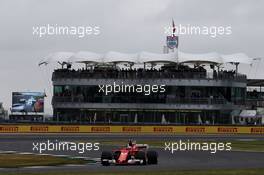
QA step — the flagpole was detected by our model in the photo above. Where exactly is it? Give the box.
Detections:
[172,19,179,64]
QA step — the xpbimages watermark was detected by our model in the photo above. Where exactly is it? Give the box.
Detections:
[164,140,232,154]
[32,140,100,154]
[98,82,166,95]
[32,24,100,38]
[164,24,232,38]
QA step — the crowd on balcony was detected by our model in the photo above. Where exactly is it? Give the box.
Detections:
[53,64,246,81]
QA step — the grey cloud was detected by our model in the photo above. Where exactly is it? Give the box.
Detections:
[0,0,263,113]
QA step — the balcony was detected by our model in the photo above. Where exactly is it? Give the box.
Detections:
[52,69,247,82]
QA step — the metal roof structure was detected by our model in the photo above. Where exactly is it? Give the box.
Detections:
[39,51,253,65]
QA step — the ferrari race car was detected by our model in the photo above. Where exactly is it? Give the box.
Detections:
[101,140,158,166]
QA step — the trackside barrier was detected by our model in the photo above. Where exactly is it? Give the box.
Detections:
[0,125,263,134]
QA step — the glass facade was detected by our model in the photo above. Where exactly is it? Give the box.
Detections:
[52,65,247,124]
[52,85,246,124]
[53,85,246,105]
[53,108,231,124]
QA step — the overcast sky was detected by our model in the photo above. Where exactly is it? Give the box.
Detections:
[0,0,263,114]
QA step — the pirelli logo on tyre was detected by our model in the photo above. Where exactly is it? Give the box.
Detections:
[218,127,238,133]
[0,126,19,132]
[30,126,49,132]
[185,127,205,133]
[153,127,173,133]
[250,128,264,134]
[61,126,79,132]
[91,126,110,132]
[122,127,141,132]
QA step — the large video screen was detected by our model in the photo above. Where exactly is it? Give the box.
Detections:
[11,92,45,113]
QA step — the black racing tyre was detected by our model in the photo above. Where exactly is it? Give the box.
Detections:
[147,150,158,164]
[101,151,112,166]
[135,151,146,165]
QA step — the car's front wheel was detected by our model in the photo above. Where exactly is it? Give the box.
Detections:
[147,150,158,164]
[135,151,146,165]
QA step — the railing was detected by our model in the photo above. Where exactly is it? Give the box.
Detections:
[52,70,247,82]
[52,96,228,105]
[0,120,262,126]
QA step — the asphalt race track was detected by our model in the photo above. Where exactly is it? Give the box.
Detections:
[0,134,264,173]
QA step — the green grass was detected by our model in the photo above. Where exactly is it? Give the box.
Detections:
[0,169,264,175]
[0,154,88,168]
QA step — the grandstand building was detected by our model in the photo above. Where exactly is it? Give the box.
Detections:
[43,51,257,124]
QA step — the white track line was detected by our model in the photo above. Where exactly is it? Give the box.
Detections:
[2,151,17,154]
[23,166,56,169]
[0,150,100,162]
[62,164,87,167]
[52,154,69,157]
[18,152,34,155]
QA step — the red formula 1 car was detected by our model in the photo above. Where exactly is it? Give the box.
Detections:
[101,140,158,166]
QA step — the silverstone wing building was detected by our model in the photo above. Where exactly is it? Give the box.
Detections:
[41,50,255,125]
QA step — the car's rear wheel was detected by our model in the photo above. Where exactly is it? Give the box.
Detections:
[113,151,121,161]
[135,151,146,165]
[101,151,112,166]
[147,150,158,164]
